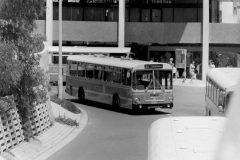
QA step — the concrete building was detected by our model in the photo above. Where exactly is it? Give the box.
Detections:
[35,0,240,80]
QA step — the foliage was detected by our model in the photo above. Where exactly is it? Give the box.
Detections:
[0,42,22,96]
[55,116,79,127]
[0,0,45,43]
[0,95,16,114]
[210,51,237,67]
[51,94,81,114]
[0,0,47,141]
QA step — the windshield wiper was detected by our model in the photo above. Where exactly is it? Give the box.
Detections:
[145,79,153,92]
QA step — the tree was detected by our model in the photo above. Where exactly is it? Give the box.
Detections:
[0,0,45,43]
[0,0,48,140]
[0,42,22,97]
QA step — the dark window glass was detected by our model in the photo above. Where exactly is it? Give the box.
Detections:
[53,6,59,20]
[152,9,161,22]
[84,7,105,21]
[162,8,173,22]
[106,7,118,21]
[71,7,83,21]
[130,8,140,22]
[63,6,71,20]
[141,9,151,22]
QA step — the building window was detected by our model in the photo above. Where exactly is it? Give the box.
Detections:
[106,7,118,21]
[72,7,83,20]
[84,7,105,21]
[130,8,140,22]
[152,9,161,22]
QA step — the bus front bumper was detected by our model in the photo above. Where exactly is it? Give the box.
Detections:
[133,103,173,113]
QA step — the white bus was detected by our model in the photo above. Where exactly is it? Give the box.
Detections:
[65,54,173,111]
[48,46,132,84]
[205,68,240,116]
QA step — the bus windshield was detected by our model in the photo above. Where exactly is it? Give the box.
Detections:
[132,70,172,90]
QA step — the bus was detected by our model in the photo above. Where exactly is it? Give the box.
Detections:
[65,54,173,111]
[48,46,132,84]
[205,68,240,116]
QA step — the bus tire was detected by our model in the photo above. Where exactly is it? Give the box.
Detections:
[112,94,120,108]
[78,87,85,103]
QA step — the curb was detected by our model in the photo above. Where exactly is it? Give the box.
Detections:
[173,79,205,87]
[35,106,88,160]
[0,102,88,160]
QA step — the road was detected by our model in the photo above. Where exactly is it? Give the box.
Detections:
[47,85,205,160]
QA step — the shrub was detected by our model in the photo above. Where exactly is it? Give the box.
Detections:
[0,95,16,114]
[55,116,79,127]
[51,94,81,114]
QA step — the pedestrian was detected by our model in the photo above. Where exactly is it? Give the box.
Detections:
[172,64,177,80]
[209,60,215,69]
[169,58,174,66]
[189,61,196,82]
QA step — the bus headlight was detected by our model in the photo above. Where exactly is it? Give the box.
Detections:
[134,98,141,104]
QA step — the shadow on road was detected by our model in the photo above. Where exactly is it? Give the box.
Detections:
[68,98,170,116]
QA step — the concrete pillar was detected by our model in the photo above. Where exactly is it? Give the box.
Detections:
[46,0,53,47]
[202,0,209,82]
[58,0,63,100]
[118,0,125,48]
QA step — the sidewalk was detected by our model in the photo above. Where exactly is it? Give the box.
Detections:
[173,78,205,87]
[148,117,225,160]
[0,101,88,160]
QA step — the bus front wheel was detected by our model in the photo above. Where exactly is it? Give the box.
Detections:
[78,88,85,103]
[112,94,120,108]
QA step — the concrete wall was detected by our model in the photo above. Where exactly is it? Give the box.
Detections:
[35,20,240,44]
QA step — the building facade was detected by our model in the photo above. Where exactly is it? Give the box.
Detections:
[35,0,240,80]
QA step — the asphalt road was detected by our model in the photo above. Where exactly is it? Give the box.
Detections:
[47,85,205,160]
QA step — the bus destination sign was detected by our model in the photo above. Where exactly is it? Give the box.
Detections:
[145,64,163,69]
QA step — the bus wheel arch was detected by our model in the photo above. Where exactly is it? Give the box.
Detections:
[112,93,120,108]
[78,87,85,102]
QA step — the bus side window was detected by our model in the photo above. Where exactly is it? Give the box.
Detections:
[53,53,58,64]
[104,66,112,82]
[67,61,70,76]
[126,70,131,86]
[70,61,78,76]
[86,63,94,79]
[63,56,67,64]
[112,67,121,84]
[78,62,85,77]
[94,65,104,80]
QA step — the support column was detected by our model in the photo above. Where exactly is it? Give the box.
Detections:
[46,0,53,47]
[118,0,125,48]
[202,0,209,82]
[58,0,63,99]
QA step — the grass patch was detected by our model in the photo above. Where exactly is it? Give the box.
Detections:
[50,94,81,114]
[55,116,79,127]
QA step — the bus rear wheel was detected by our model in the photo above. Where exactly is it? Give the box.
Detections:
[112,94,120,108]
[78,88,85,103]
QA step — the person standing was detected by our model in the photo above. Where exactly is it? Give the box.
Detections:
[209,60,215,69]
[169,58,174,66]
[189,61,196,82]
